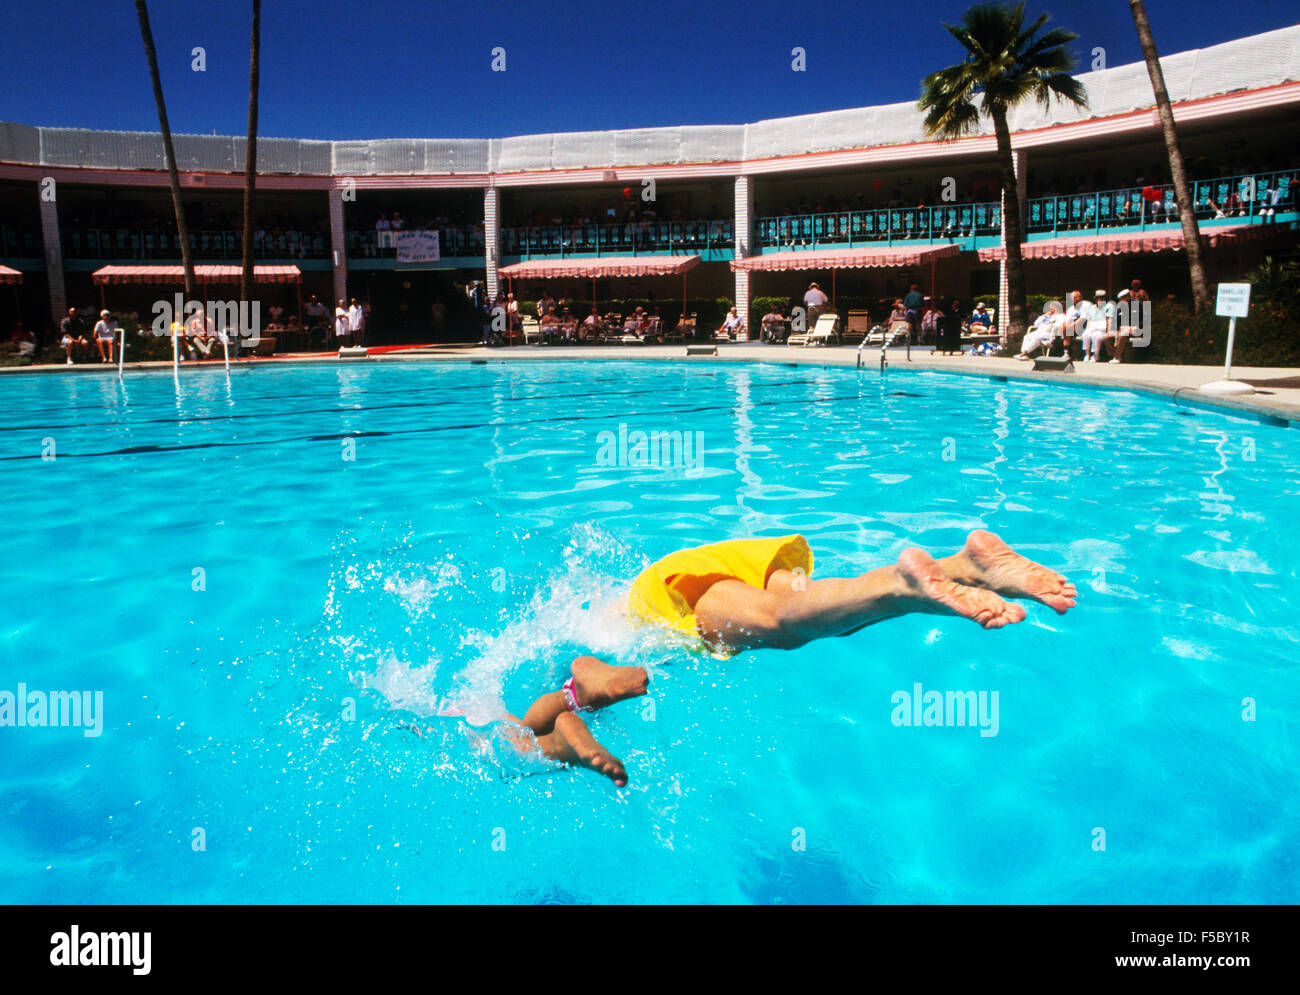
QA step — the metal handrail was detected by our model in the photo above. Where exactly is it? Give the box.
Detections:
[500,219,732,257]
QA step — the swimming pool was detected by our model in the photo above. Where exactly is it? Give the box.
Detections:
[1,358,1296,904]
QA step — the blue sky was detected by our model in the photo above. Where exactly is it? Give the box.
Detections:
[1,1,1294,140]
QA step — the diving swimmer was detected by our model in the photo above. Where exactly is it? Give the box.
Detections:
[505,529,1076,786]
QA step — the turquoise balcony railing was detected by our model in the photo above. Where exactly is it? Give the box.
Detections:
[501,219,732,257]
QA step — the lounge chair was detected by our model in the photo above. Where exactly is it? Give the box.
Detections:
[521,317,542,344]
[845,309,872,344]
[807,312,841,346]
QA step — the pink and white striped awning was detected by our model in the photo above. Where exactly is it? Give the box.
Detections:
[497,255,701,279]
[731,243,961,271]
[0,265,22,285]
[92,264,303,285]
[976,223,1278,261]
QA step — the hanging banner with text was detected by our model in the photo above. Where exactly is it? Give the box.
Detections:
[395,230,441,263]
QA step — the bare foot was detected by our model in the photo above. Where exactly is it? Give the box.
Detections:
[963,530,1077,615]
[571,655,648,710]
[897,548,1026,630]
[541,712,628,786]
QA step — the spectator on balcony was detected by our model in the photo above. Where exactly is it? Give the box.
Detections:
[391,212,405,231]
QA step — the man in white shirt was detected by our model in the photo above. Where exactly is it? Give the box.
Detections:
[1017,302,1063,359]
[1081,289,1114,363]
[1061,290,1089,360]
[347,298,366,345]
[803,282,829,310]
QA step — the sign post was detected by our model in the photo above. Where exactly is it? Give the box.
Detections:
[1199,283,1254,396]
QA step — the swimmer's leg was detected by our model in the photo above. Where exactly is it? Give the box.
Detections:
[699,547,1026,653]
[931,530,1077,614]
[536,713,628,787]
[517,655,649,737]
[501,656,647,786]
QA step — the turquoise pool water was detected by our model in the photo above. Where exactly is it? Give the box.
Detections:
[0,359,1296,904]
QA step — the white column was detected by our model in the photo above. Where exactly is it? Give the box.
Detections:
[328,187,347,307]
[38,186,65,328]
[997,149,1027,343]
[733,175,753,335]
[484,186,500,300]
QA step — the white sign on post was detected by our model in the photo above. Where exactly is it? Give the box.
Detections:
[1200,282,1255,395]
[1215,283,1251,318]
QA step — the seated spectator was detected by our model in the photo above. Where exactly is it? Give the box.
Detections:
[60,325,89,364]
[760,303,788,343]
[540,307,561,343]
[581,310,602,341]
[1081,290,1115,363]
[716,307,743,340]
[968,301,995,335]
[93,310,117,363]
[1061,290,1089,358]
[9,324,36,359]
[1017,302,1063,359]
[559,308,578,341]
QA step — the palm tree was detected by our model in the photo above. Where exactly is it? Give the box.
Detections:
[240,0,262,318]
[134,0,195,300]
[919,2,1087,340]
[1129,0,1210,312]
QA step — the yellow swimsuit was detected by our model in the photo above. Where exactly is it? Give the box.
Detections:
[625,534,814,644]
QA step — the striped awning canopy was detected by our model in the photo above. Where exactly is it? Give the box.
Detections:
[731,243,961,271]
[976,223,1278,261]
[92,264,302,285]
[497,255,700,279]
[0,265,22,285]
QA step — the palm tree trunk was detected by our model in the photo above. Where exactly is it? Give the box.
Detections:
[240,0,261,317]
[1130,0,1210,312]
[992,110,1028,339]
[134,0,195,300]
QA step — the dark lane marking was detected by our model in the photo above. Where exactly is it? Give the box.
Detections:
[0,378,819,434]
[0,391,867,461]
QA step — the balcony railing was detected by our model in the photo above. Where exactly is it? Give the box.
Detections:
[501,219,733,257]
[757,203,1001,249]
[347,227,485,258]
[1025,169,1296,235]
[59,227,331,261]
[1,225,42,258]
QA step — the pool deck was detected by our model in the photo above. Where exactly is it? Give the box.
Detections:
[6,343,1300,425]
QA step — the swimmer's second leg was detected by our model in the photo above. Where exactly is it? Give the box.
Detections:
[537,712,628,787]
[698,547,1025,653]
[518,655,649,737]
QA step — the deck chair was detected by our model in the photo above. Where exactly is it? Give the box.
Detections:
[807,312,841,346]
[845,309,872,344]
[886,319,911,346]
[521,317,542,344]
[669,314,696,342]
